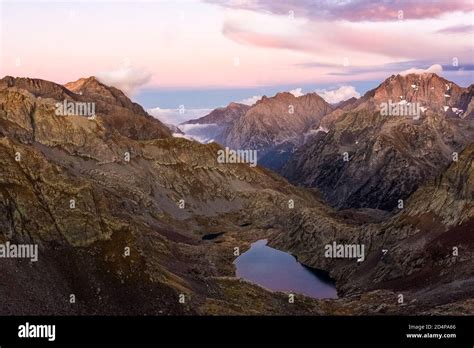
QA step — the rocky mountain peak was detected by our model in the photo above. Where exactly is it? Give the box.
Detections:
[359,72,465,116]
[227,101,245,108]
[285,71,474,211]
[0,75,75,100]
[64,77,139,112]
[0,75,171,141]
[274,91,295,99]
[64,76,101,92]
[225,90,333,154]
[183,102,250,126]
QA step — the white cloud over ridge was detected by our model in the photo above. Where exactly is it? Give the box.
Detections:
[316,85,360,104]
[239,95,262,105]
[399,64,443,76]
[289,88,304,97]
[96,66,152,96]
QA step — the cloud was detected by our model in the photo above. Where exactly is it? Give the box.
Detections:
[148,107,213,125]
[96,66,151,96]
[208,0,472,22]
[217,2,473,73]
[289,88,304,97]
[179,123,224,143]
[221,14,463,62]
[239,95,262,105]
[399,64,443,76]
[436,24,474,34]
[316,86,360,104]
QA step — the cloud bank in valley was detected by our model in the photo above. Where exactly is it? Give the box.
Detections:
[148,106,213,125]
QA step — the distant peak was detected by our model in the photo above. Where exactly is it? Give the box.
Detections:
[274,92,294,98]
[227,102,245,108]
[66,76,100,86]
[64,76,114,94]
[82,76,100,83]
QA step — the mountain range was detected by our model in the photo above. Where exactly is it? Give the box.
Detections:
[182,92,333,171]
[183,73,474,211]
[0,74,472,315]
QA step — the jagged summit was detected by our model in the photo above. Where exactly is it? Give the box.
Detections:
[0,75,171,141]
[356,72,465,115]
[319,73,470,129]
[64,76,101,91]
[284,72,474,211]
[64,76,145,114]
[225,90,332,150]
[183,102,249,126]
[227,101,245,108]
[0,75,76,100]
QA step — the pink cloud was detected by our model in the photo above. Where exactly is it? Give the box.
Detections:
[437,24,474,34]
[222,20,466,61]
[208,0,473,22]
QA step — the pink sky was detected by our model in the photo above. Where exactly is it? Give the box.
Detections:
[1,0,472,91]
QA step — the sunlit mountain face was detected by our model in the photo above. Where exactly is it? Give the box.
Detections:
[0,0,472,322]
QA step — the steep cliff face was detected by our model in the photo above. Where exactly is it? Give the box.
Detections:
[459,84,474,120]
[283,74,474,211]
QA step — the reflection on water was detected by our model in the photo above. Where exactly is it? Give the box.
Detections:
[234,239,337,299]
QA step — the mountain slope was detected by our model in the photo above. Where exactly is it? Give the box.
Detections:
[0,75,346,315]
[272,144,473,312]
[283,73,474,210]
[1,75,471,316]
[226,92,332,150]
[225,92,333,171]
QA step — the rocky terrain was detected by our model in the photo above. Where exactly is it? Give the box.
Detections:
[272,143,473,313]
[0,75,472,316]
[0,76,345,315]
[184,92,333,171]
[284,73,474,210]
